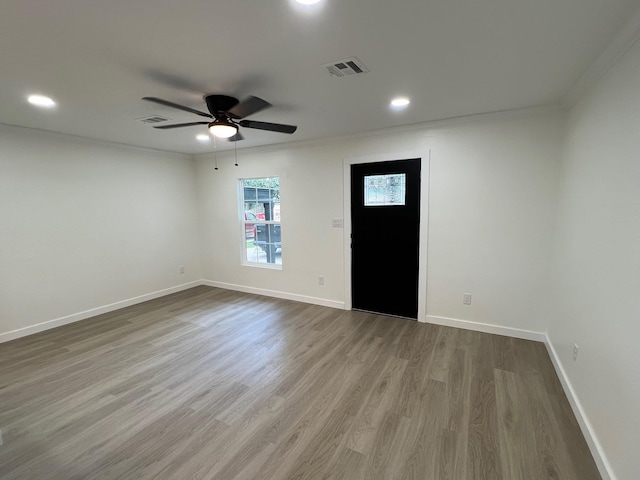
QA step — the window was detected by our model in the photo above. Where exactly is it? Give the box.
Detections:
[364,173,406,206]
[240,177,281,267]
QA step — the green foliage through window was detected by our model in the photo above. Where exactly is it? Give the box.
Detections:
[242,177,280,199]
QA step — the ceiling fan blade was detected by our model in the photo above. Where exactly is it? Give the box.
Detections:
[227,96,272,119]
[226,132,245,142]
[239,120,297,134]
[142,97,212,119]
[153,122,210,129]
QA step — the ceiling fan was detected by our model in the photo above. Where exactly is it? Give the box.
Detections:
[142,94,297,141]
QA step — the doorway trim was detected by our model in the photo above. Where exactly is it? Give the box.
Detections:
[343,149,430,322]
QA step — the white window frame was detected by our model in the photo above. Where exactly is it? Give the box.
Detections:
[239,177,282,269]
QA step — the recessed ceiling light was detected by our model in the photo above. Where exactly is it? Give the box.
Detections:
[390,97,410,108]
[27,94,56,108]
[196,134,210,142]
[295,0,321,4]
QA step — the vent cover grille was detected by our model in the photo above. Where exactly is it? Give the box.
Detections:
[323,57,369,77]
[138,115,170,124]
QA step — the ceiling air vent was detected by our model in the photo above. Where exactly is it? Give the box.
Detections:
[323,57,369,77]
[137,115,170,124]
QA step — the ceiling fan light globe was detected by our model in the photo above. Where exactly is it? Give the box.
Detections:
[209,123,238,138]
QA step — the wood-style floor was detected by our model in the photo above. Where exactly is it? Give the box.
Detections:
[0,286,600,479]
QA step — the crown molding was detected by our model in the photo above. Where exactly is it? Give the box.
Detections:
[0,122,191,160]
[1,103,562,163]
[193,104,563,161]
[563,6,640,108]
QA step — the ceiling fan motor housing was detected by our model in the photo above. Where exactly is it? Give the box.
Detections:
[205,95,239,115]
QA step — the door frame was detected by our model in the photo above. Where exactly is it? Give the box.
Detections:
[343,150,430,322]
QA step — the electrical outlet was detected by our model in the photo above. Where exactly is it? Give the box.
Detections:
[463,293,472,305]
[179,265,185,275]
[573,343,579,361]
[318,275,325,285]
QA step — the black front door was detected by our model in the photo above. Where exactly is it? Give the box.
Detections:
[351,158,421,319]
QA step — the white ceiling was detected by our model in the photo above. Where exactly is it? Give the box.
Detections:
[1,0,637,154]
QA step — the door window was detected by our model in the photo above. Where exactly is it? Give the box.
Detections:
[364,173,407,206]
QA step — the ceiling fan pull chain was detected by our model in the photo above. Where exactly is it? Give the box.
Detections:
[214,136,219,171]
[234,140,238,167]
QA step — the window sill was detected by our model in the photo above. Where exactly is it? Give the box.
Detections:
[241,262,282,270]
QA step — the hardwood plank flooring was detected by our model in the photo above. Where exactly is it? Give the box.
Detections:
[0,286,600,479]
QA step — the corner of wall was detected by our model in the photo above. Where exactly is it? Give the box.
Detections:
[543,334,615,480]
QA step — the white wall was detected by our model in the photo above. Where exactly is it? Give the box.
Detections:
[196,111,563,334]
[548,39,640,479]
[0,125,202,338]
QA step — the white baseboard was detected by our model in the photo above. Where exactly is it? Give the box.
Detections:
[543,334,615,480]
[202,280,345,310]
[423,314,613,479]
[1,279,343,344]
[0,281,202,344]
[425,314,546,342]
